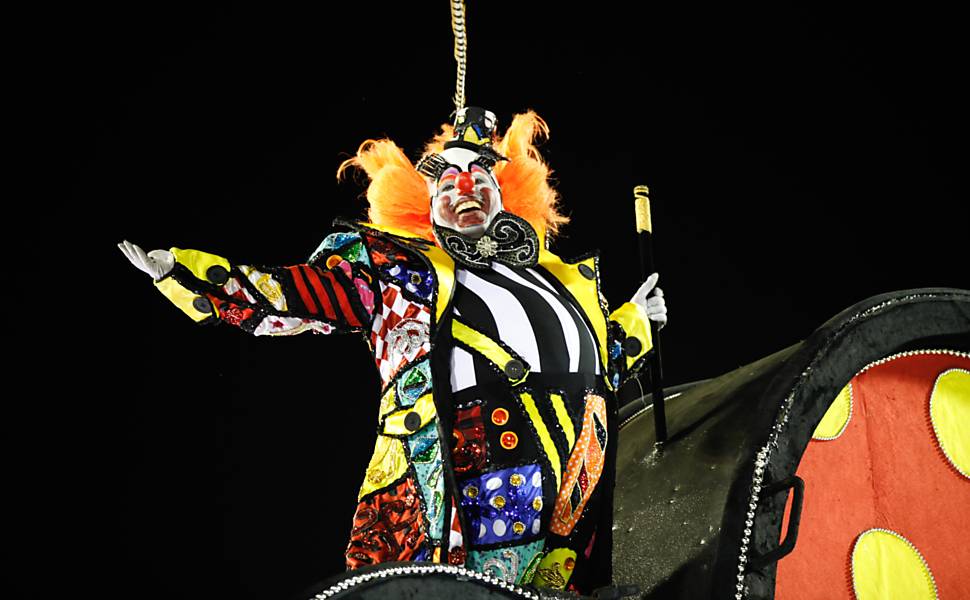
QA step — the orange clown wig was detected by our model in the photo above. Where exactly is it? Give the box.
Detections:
[336,110,570,244]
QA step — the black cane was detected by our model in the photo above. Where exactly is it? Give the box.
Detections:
[634,185,667,444]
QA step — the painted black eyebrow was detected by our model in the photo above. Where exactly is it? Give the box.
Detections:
[415,153,448,180]
[469,159,500,187]
[469,157,496,172]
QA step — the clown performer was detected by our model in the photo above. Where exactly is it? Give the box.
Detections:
[118,107,667,595]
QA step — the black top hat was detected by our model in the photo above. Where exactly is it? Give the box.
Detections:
[417,107,509,180]
[444,107,498,151]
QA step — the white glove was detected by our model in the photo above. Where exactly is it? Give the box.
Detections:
[631,272,667,330]
[118,240,175,281]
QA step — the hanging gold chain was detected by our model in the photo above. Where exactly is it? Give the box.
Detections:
[450,0,467,112]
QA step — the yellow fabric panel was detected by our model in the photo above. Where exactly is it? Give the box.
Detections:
[170,247,231,283]
[610,301,654,371]
[238,265,287,310]
[533,547,577,590]
[358,434,408,500]
[813,382,853,440]
[851,529,938,600]
[451,319,527,382]
[929,368,969,478]
[519,391,562,492]
[549,392,575,452]
[378,386,396,422]
[154,276,214,322]
[538,248,610,389]
[419,243,456,327]
[383,393,436,436]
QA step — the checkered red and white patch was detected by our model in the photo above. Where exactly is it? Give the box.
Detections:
[371,282,431,385]
[222,277,257,304]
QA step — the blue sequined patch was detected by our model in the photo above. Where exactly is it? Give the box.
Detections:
[382,262,433,302]
[610,339,622,360]
[459,464,544,547]
[412,545,433,562]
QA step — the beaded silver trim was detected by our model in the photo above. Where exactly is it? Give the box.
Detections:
[733,347,969,600]
[481,548,520,584]
[310,563,541,599]
[928,368,970,479]
[849,528,939,599]
[856,349,970,376]
[618,392,683,430]
[385,318,430,357]
[476,235,499,258]
[811,381,853,441]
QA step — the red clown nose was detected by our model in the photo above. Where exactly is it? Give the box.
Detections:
[456,172,475,194]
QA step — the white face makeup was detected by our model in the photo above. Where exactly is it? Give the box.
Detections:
[430,147,503,239]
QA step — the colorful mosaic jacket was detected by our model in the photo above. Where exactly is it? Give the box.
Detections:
[152,218,654,591]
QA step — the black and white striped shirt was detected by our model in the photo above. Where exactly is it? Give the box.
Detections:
[448,262,601,396]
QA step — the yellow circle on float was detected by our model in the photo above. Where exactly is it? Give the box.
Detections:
[929,369,969,478]
[813,382,853,440]
[851,529,937,600]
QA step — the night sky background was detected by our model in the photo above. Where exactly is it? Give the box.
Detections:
[35,3,965,600]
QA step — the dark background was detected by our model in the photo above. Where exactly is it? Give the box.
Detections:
[36,3,965,600]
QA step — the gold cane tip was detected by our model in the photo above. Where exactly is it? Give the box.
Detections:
[633,184,652,233]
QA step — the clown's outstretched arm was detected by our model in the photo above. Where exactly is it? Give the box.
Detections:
[607,272,667,386]
[118,234,378,337]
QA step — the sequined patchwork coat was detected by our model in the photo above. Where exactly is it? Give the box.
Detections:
[152,217,654,593]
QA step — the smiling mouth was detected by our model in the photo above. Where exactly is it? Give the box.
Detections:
[453,196,485,215]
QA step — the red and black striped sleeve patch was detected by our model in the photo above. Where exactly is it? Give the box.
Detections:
[284,263,370,328]
[285,265,319,315]
[320,269,363,328]
[300,265,339,321]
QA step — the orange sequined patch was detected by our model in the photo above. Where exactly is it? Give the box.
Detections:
[550,393,607,536]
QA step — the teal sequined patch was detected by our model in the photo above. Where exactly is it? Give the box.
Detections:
[309,232,371,267]
[397,360,431,406]
[409,420,438,459]
[321,231,360,251]
[466,539,545,585]
[410,420,444,541]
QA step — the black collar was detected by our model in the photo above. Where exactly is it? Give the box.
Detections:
[432,211,540,270]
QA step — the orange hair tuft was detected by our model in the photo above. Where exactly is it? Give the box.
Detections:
[492,110,570,242]
[336,138,434,241]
